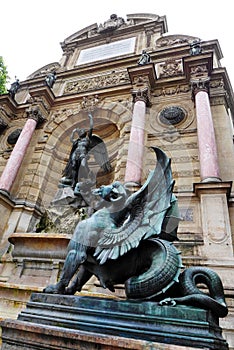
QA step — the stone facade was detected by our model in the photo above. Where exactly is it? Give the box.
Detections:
[0,13,233,349]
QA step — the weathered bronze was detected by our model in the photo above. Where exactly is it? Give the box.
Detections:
[44,147,228,318]
[8,77,20,99]
[45,71,57,88]
[61,113,111,192]
[138,50,151,65]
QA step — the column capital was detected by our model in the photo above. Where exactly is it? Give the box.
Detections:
[131,87,151,106]
[191,76,210,100]
[26,105,45,127]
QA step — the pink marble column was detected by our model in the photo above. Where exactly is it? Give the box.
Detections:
[0,111,41,193]
[124,99,146,184]
[194,85,221,182]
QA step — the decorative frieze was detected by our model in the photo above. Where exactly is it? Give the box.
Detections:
[153,84,190,97]
[63,71,130,95]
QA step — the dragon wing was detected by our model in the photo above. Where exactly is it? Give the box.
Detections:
[94,147,180,265]
[89,135,112,173]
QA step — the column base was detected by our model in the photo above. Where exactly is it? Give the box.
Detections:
[201,176,222,183]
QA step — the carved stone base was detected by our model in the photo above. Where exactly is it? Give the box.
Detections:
[1,293,229,350]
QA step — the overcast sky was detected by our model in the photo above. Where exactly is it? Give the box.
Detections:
[1,0,233,89]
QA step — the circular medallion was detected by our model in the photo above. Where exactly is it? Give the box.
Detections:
[159,106,186,126]
[7,128,22,145]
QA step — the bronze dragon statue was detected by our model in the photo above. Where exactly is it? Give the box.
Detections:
[44,147,228,318]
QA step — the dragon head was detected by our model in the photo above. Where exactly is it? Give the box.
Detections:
[93,181,128,203]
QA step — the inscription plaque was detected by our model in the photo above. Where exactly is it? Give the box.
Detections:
[77,37,136,65]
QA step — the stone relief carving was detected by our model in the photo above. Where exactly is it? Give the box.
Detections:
[81,95,100,111]
[156,35,201,48]
[158,59,183,78]
[97,14,125,34]
[153,84,190,97]
[64,71,130,95]
[190,64,208,78]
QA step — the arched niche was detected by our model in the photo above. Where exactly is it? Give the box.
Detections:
[39,104,131,208]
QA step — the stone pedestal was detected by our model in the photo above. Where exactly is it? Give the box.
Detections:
[194,182,233,259]
[0,293,229,350]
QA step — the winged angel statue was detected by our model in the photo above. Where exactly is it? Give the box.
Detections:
[61,113,111,193]
[44,147,228,318]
